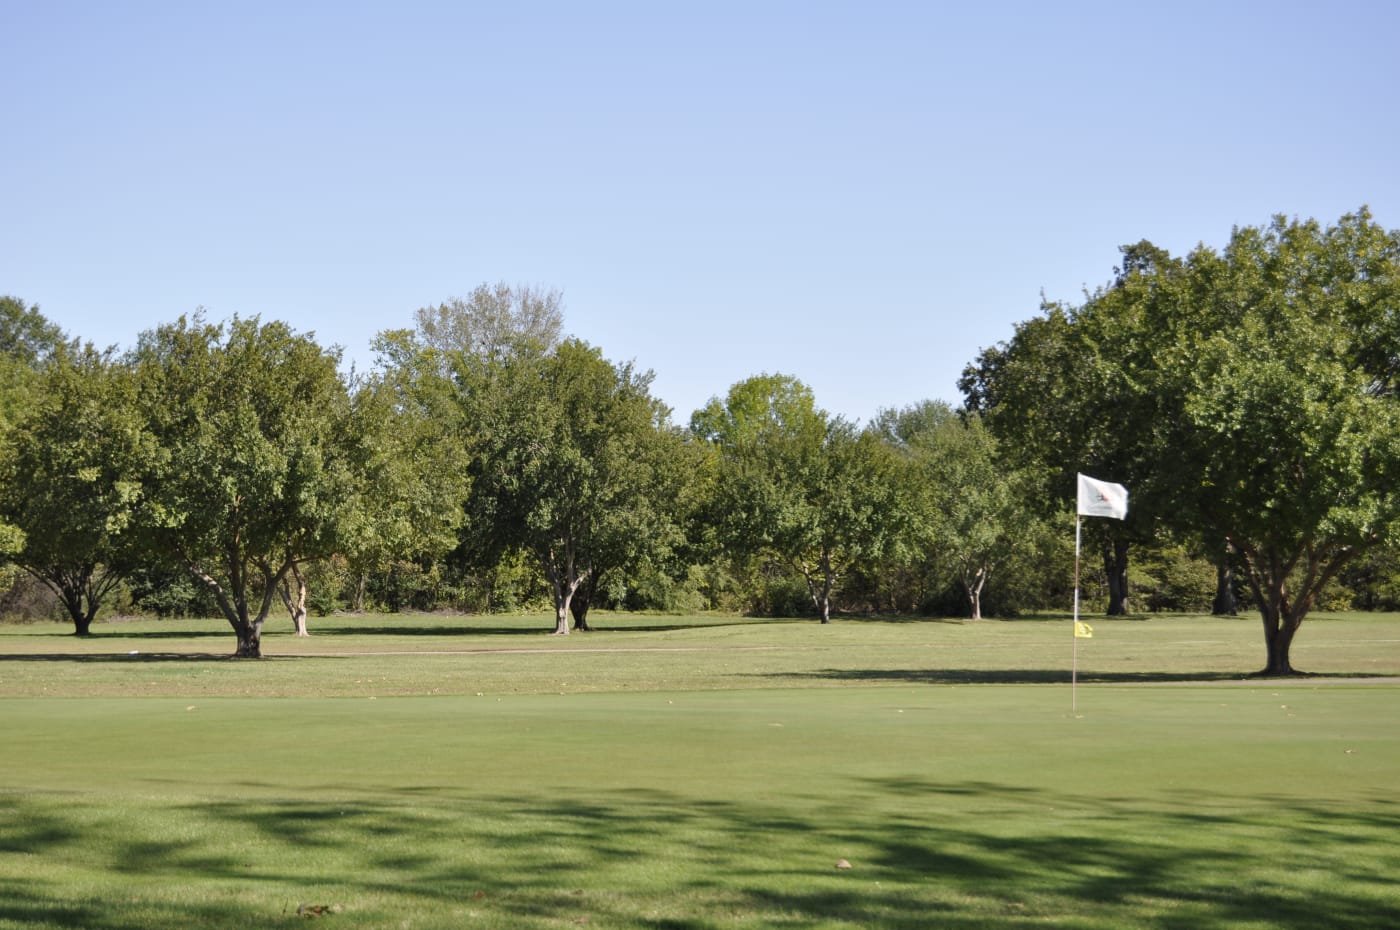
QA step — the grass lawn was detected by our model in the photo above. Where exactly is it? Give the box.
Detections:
[1,612,1398,928]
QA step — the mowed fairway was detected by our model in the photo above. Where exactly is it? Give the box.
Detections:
[2,614,1398,929]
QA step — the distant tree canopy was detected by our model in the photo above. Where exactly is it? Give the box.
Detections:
[692,374,900,623]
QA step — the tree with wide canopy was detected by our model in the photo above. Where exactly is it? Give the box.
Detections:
[0,343,155,634]
[462,339,689,634]
[130,315,357,657]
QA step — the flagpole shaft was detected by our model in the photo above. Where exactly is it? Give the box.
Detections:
[1073,515,1081,713]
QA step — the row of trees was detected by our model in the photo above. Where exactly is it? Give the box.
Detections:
[4,208,1400,673]
[0,285,1076,655]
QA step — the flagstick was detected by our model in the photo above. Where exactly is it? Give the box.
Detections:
[1072,514,1081,714]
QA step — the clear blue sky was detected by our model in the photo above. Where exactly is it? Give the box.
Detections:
[5,1,1398,424]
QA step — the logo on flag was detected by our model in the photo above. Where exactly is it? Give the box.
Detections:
[1077,473,1129,520]
[1074,621,1093,639]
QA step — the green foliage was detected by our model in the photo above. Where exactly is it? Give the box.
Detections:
[0,296,69,559]
[1339,544,1400,611]
[965,209,1400,671]
[130,314,357,655]
[693,374,900,621]
[125,563,221,618]
[339,362,468,589]
[1128,543,1217,613]
[0,342,154,632]
[0,294,66,366]
[462,338,690,631]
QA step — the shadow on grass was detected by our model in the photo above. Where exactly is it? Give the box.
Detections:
[2,782,1398,929]
[0,627,232,641]
[0,652,273,663]
[765,667,1390,684]
[308,617,763,637]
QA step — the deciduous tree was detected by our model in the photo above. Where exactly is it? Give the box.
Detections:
[692,375,898,622]
[131,315,356,657]
[465,340,687,634]
[0,343,154,633]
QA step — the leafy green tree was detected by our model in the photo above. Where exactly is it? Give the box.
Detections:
[130,315,357,657]
[870,401,1040,619]
[332,356,469,617]
[0,344,155,633]
[0,295,66,367]
[1164,211,1400,673]
[921,413,1030,619]
[464,339,688,634]
[692,374,898,623]
[0,296,69,558]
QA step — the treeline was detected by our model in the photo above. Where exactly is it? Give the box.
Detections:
[5,208,1400,671]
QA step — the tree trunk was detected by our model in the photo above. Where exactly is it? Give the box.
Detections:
[570,603,592,631]
[803,551,835,624]
[571,569,606,631]
[545,547,588,635]
[353,572,367,613]
[1104,535,1130,615]
[1260,609,1299,676]
[279,563,310,636]
[1240,545,1306,677]
[234,619,264,658]
[966,566,986,621]
[1212,560,1237,616]
[52,583,94,636]
[61,591,94,636]
[1235,539,1358,677]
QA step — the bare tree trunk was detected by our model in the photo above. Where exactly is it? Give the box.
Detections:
[800,551,836,624]
[1104,535,1130,616]
[279,563,310,636]
[965,565,987,620]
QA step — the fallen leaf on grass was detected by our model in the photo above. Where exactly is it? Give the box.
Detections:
[297,903,343,918]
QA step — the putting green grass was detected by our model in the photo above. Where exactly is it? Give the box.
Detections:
[2,613,1398,928]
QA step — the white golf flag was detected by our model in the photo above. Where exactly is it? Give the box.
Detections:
[1077,473,1129,520]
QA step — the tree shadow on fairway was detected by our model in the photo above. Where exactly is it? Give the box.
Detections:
[4,782,1399,929]
[0,627,231,641]
[306,621,548,637]
[0,651,239,663]
[766,668,1260,684]
[308,616,762,637]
